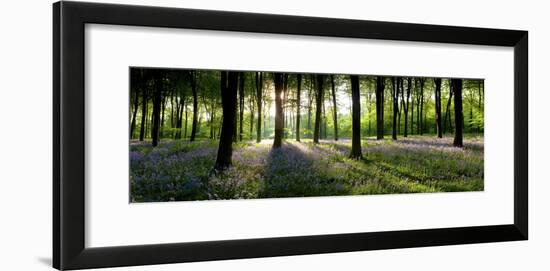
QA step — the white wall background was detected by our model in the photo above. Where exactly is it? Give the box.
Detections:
[0,0,546,270]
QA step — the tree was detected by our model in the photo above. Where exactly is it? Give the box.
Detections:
[409,79,414,136]
[307,75,314,133]
[172,72,186,139]
[130,69,143,139]
[443,79,454,134]
[139,72,149,141]
[238,73,245,141]
[273,73,284,148]
[391,77,399,140]
[255,72,263,143]
[249,84,255,140]
[313,74,325,144]
[214,71,239,170]
[376,76,385,140]
[434,78,443,138]
[349,75,363,159]
[130,69,141,139]
[402,78,411,137]
[151,71,163,147]
[365,78,375,136]
[189,71,199,141]
[283,74,290,138]
[296,74,302,142]
[330,75,339,140]
[416,78,425,135]
[398,79,404,135]
[452,79,464,147]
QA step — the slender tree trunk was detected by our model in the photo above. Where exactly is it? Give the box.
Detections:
[239,73,245,141]
[322,97,326,139]
[190,71,198,141]
[255,72,263,143]
[210,99,215,139]
[233,96,238,143]
[434,78,443,138]
[350,75,362,159]
[452,79,464,147]
[391,77,398,140]
[160,95,166,138]
[403,78,411,137]
[470,106,473,132]
[443,80,454,134]
[296,74,302,142]
[170,90,175,138]
[307,76,313,133]
[478,80,483,132]
[410,80,414,136]
[130,86,140,139]
[151,73,163,147]
[273,73,285,148]
[146,105,151,138]
[184,106,188,138]
[397,78,403,136]
[418,78,425,135]
[376,77,385,139]
[283,74,289,138]
[139,83,148,141]
[330,75,339,141]
[214,71,239,170]
[313,75,324,144]
[249,92,255,140]
[175,96,184,139]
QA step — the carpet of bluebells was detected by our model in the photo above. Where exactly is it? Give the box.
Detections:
[130,136,484,202]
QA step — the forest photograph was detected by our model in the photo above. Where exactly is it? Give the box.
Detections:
[129,68,484,203]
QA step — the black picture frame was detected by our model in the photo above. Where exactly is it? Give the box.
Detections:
[53,1,528,270]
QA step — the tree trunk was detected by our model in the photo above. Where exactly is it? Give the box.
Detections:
[239,73,245,141]
[233,95,238,143]
[151,73,163,147]
[139,82,148,141]
[160,95,166,138]
[434,78,443,138]
[478,80,483,132]
[175,96,184,139]
[403,78,411,137]
[443,80,454,134]
[410,80,414,136]
[170,90,175,138]
[255,72,263,143]
[330,75,338,141]
[350,75,363,159]
[249,91,255,140]
[283,74,289,138]
[313,75,324,144]
[273,73,285,148]
[391,77,398,140]
[418,78,425,135]
[397,78,403,136]
[130,85,140,139]
[376,76,385,140]
[307,76,313,133]
[322,97,326,139]
[452,79,464,147]
[296,74,302,142]
[214,71,239,170]
[184,106,188,138]
[190,71,198,141]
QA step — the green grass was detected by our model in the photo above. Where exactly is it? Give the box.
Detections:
[130,135,484,202]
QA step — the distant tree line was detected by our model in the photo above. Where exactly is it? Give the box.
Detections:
[130,68,484,170]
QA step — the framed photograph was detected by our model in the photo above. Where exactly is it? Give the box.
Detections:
[53,1,528,270]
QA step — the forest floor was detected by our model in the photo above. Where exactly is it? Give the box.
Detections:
[130,135,484,202]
